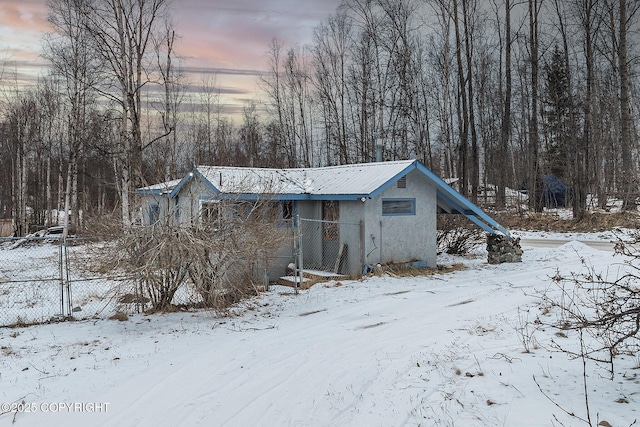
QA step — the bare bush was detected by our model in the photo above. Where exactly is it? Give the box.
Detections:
[436,214,484,255]
[93,200,293,312]
[539,238,640,377]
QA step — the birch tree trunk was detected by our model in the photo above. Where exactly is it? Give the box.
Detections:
[619,0,635,210]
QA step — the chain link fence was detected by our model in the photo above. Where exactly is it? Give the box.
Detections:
[0,218,363,326]
[0,236,66,326]
[0,236,139,327]
[0,230,298,326]
[297,218,363,279]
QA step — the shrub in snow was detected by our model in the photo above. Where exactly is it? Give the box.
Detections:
[93,200,292,312]
[436,214,484,255]
[541,237,640,377]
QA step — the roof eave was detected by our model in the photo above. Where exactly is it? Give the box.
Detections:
[136,188,169,196]
[415,162,510,236]
[170,168,220,199]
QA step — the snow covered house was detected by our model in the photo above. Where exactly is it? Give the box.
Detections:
[137,160,508,279]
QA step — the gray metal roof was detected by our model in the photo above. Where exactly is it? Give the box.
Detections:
[196,166,309,195]
[195,160,415,196]
[137,178,182,195]
[137,160,509,235]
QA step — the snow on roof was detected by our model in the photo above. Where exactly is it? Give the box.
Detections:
[138,178,182,195]
[195,160,415,196]
[196,166,309,195]
[304,160,414,195]
[139,160,509,236]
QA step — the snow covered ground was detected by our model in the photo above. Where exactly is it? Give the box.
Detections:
[1,234,639,426]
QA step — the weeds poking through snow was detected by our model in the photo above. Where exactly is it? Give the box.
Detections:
[513,306,540,353]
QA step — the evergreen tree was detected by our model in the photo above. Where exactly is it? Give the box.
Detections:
[542,45,572,181]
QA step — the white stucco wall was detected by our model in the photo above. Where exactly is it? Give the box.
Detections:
[363,169,437,268]
[145,168,438,280]
[140,194,170,225]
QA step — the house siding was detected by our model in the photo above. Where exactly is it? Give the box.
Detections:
[137,160,481,282]
[140,194,170,225]
[364,169,437,268]
[338,201,365,275]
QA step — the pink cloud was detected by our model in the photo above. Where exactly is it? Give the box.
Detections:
[1,0,343,114]
[0,0,49,31]
[172,0,342,70]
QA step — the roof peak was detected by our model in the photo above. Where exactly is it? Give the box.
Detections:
[195,159,416,172]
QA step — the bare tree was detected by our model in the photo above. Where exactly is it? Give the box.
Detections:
[284,47,314,167]
[451,0,470,197]
[497,0,513,206]
[82,0,174,226]
[313,11,353,164]
[45,0,101,235]
[462,0,481,203]
[5,94,37,236]
[94,197,293,311]
[261,39,297,166]
[34,77,64,228]
[427,0,457,179]
[541,238,640,379]
[148,20,187,183]
[194,73,221,165]
[618,0,636,210]
[238,103,262,167]
[528,0,542,212]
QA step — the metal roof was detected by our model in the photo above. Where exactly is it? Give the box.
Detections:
[137,178,182,195]
[138,160,509,235]
[192,160,417,197]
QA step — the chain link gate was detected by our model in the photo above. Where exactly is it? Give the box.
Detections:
[0,236,72,326]
[0,236,135,327]
[295,217,363,290]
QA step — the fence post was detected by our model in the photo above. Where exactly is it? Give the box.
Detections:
[64,237,72,317]
[360,220,365,272]
[58,237,72,318]
[296,215,303,295]
[59,237,65,316]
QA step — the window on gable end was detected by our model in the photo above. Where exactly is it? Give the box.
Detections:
[382,198,415,216]
[397,176,407,189]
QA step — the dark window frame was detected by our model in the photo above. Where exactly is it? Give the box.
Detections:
[382,198,416,216]
[149,203,160,224]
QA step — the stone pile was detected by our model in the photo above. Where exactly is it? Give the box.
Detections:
[487,234,523,264]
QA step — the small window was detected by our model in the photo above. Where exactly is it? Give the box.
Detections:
[281,201,293,220]
[247,201,293,225]
[269,201,294,226]
[382,198,415,216]
[200,200,220,224]
[174,196,180,220]
[397,176,407,189]
[149,203,160,224]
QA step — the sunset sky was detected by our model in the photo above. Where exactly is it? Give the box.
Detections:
[0,0,343,116]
